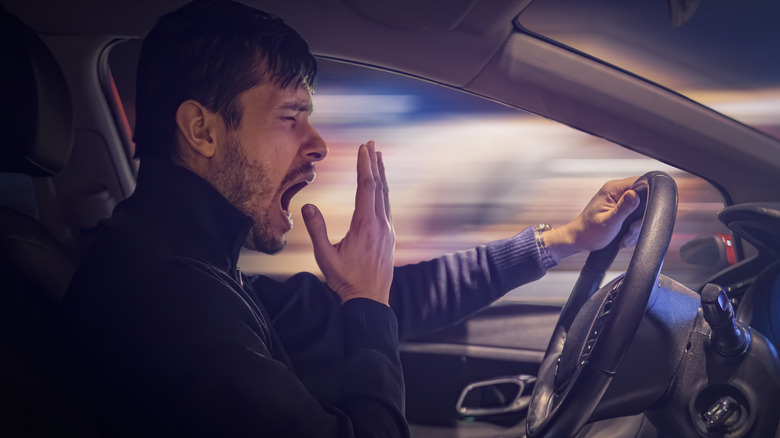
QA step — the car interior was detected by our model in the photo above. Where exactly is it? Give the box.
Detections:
[1,0,779,437]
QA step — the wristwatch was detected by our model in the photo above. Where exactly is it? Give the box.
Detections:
[534,224,556,270]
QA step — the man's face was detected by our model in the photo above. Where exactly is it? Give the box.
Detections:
[212,82,327,254]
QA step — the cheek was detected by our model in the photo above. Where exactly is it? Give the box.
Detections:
[240,125,301,171]
[270,133,304,164]
[247,143,296,184]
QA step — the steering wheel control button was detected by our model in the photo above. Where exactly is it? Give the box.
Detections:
[700,283,750,357]
[599,283,620,317]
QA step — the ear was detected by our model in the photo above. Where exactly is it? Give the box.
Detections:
[174,100,219,159]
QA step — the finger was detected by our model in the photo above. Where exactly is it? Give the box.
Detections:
[608,176,641,196]
[612,189,640,223]
[366,141,385,220]
[302,204,334,261]
[354,144,376,219]
[377,151,392,223]
[620,219,643,249]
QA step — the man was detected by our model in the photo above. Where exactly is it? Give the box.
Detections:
[63,0,641,436]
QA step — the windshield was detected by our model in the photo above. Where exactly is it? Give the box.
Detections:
[516,0,780,140]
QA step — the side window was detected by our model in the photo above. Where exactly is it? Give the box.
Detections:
[106,39,142,159]
[106,48,729,302]
[250,59,729,301]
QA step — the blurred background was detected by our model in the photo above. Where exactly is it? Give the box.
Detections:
[109,0,779,302]
[238,58,728,302]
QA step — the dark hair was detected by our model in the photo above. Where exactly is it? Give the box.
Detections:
[133,0,317,160]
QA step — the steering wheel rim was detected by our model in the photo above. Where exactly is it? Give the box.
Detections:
[526,171,678,438]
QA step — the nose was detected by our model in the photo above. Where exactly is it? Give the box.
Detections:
[302,122,328,162]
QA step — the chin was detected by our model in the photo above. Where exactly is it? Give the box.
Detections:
[243,229,287,255]
[264,240,287,256]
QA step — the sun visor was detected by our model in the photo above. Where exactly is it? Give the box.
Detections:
[342,0,533,32]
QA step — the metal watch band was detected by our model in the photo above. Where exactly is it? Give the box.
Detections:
[534,224,556,270]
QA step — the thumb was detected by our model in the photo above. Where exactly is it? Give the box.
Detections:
[302,204,332,256]
[611,190,640,223]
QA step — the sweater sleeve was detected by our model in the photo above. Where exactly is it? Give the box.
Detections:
[389,226,550,340]
[251,272,405,413]
[260,228,551,368]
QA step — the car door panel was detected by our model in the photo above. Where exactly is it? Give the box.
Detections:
[401,302,561,429]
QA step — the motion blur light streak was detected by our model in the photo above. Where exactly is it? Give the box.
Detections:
[310,94,419,124]
[693,89,780,126]
[240,111,727,295]
[551,159,681,175]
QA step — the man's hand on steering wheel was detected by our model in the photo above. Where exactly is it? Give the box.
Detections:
[526,172,678,438]
[542,177,642,263]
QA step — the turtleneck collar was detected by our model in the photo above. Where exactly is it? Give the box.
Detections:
[129,159,253,274]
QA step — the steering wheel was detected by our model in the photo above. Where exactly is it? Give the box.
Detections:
[526,171,678,438]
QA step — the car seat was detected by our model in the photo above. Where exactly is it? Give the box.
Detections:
[0,5,143,435]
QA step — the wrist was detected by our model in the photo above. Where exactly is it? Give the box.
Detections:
[540,224,579,263]
[533,224,556,270]
[334,282,391,306]
[341,294,390,306]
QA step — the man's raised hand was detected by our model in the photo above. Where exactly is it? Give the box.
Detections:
[302,141,396,305]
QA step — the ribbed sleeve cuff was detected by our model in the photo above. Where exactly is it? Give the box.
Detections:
[340,298,399,357]
[486,226,551,290]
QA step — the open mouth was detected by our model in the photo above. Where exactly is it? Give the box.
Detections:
[280,180,311,214]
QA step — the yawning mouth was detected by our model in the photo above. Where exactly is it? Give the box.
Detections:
[280,180,311,214]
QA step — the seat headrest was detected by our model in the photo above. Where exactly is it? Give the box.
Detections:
[0,5,74,177]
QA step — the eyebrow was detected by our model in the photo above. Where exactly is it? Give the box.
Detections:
[275,99,313,115]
